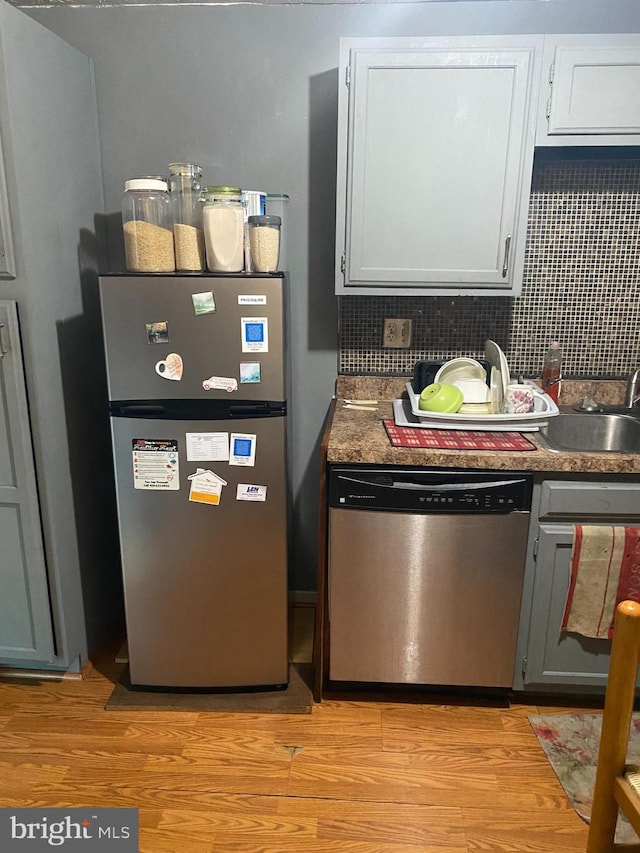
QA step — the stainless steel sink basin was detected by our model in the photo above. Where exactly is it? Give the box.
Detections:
[538,412,640,454]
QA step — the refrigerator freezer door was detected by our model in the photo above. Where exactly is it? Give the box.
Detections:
[111,414,289,687]
[99,275,286,403]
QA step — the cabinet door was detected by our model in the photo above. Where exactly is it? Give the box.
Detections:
[522,523,611,689]
[0,302,55,661]
[335,37,542,296]
[538,36,640,145]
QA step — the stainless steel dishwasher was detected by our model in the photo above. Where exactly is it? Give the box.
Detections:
[328,466,533,688]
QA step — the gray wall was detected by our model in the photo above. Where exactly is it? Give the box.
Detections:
[24,0,640,590]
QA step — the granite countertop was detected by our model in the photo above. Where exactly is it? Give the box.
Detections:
[327,377,640,475]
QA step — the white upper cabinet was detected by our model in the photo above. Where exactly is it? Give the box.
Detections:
[537,35,640,145]
[335,36,543,296]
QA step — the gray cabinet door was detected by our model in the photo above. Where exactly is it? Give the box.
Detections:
[522,523,612,689]
[538,36,640,145]
[335,36,542,296]
[0,301,54,661]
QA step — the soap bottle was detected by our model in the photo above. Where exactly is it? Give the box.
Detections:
[542,341,562,403]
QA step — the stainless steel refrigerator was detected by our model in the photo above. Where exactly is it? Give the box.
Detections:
[99,274,289,688]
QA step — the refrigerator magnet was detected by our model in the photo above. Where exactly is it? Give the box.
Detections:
[229,433,256,467]
[238,294,267,306]
[155,352,183,381]
[202,375,238,393]
[192,291,216,315]
[236,484,267,502]
[241,317,268,353]
[239,362,261,384]
[146,321,170,344]
[186,432,229,462]
[132,439,180,490]
[187,468,227,506]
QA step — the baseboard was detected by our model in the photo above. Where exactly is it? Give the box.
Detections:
[0,665,84,682]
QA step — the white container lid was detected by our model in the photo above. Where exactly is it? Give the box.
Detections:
[125,178,168,192]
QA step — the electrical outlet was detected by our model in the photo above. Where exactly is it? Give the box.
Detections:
[383,318,412,348]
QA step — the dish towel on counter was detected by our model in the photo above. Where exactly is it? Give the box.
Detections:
[562,526,640,639]
[382,420,536,451]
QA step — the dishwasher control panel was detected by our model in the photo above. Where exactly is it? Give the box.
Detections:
[329,466,533,513]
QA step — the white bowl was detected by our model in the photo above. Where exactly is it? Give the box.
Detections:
[459,401,493,415]
[435,358,486,385]
[451,378,490,403]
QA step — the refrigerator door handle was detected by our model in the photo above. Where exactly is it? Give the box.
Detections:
[228,403,280,417]
[117,404,168,417]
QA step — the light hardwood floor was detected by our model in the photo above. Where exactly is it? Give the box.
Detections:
[0,617,597,852]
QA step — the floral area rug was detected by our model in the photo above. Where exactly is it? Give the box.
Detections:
[529,712,640,844]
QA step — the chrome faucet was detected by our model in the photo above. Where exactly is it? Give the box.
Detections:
[625,367,640,407]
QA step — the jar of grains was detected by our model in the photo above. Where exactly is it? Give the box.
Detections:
[201,186,244,272]
[248,215,281,273]
[122,178,175,273]
[168,162,205,272]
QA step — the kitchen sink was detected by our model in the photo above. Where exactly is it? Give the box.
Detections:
[538,412,640,454]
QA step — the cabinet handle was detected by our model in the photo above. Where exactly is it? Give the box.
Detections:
[0,323,5,359]
[502,235,512,278]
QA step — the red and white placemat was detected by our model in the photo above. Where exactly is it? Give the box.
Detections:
[382,419,536,451]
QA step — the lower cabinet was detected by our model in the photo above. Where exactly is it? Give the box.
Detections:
[514,477,640,692]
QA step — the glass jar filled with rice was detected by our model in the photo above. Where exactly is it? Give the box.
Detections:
[248,215,281,273]
[122,178,175,273]
[168,162,205,272]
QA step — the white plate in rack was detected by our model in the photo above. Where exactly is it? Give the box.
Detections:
[404,383,558,431]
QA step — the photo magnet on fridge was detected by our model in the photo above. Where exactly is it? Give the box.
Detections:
[192,291,216,315]
[146,321,170,344]
[239,362,261,384]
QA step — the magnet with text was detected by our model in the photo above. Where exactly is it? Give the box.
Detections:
[240,362,261,384]
[202,375,238,392]
[146,321,169,344]
[229,433,256,466]
[155,352,183,381]
[187,468,227,505]
[241,317,269,353]
[132,438,179,490]
[236,483,267,502]
[238,294,267,306]
[192,291,216,315]
[186,432,229,462]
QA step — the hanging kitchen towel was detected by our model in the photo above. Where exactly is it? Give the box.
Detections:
[561,526,640,639]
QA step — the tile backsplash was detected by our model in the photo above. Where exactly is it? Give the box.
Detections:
[339,154,640,379]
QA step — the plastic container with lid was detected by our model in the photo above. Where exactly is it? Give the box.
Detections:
[201,186,244,272]
[248,215,281,273]
[122,178,175,273]
[266,193,289,271]
[168,162,204,272]
[242,190,267,271]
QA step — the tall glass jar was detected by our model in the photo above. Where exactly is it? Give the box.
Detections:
[122,178,175,272]
[168,162,204,272]
[248,215,281,272]
[201,186,244,272]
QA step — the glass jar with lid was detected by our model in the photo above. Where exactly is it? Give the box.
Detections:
[248,215,281,272]
[122,178,175,273]
[168,162,204,272]
[201,186,244,272]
